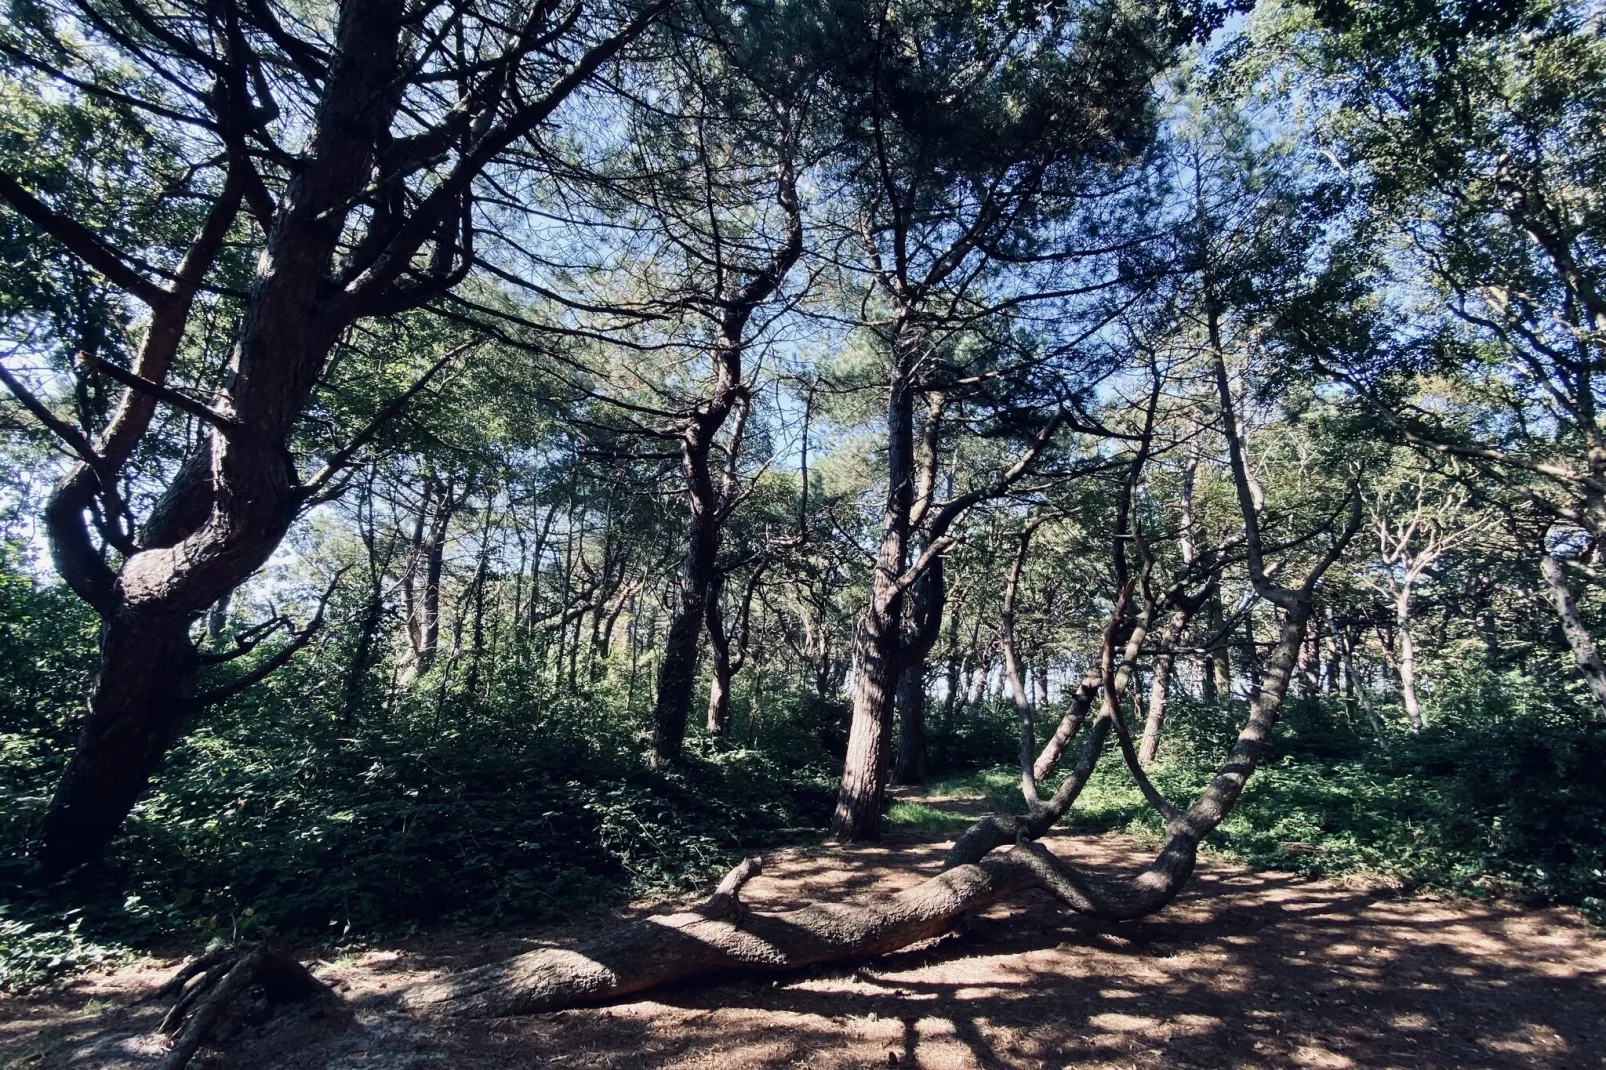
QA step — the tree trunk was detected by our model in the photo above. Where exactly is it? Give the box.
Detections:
[830,333,916,841]
[1137,604,1191,766]
[1139,654,1173,767]
[831,610,900,840]
[966,659,989,706]
[39,612,196,874]
[402,850,1048,1019]
[933,612,967,772]
[705,659,732,739]
[1200,589,1229,702]
[463,516,494,705]
[420,514,447,672]
[1327,609,1355,723]
[1334,612,1386,746]
[402,479,433,667]
[1243,613,1262,700]
[650,157,799,763]
[341,585,384,728]
[1033,667,1101,782]
[206,589,233,646]
[1396,598,1424,732]
[650,443,717,765]
[650,363,749,763]
[891,660,925,785]
[1297,625,1321,701]
[1539,554,1606,718]
[704,574,734,739]
[409,473,459,678]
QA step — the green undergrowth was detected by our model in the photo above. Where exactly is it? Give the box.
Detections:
[896,699,1606,924]
[2,711,836,991]
[0,550,843,991]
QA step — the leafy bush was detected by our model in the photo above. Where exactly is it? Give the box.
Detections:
[935,699,1606,924]
[928,699,1023,773]
[0,908,123,991]
[1,704,835,987]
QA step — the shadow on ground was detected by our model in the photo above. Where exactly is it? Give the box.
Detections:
[3,794,1603,1069]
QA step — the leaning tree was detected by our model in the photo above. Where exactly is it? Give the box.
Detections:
[0,0,666,875]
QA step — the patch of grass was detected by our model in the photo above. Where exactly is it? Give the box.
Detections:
[918,768,1022,807]
[884,802,973,832]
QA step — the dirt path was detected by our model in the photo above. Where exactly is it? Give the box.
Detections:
[4,792,1604,1069]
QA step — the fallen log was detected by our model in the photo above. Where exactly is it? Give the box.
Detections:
[400,851,1040,1017]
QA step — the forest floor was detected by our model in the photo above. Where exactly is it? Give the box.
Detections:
[3,786,1604,1070]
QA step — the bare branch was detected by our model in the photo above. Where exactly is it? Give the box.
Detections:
[300,339,484,500]
[192,572,346,707]
[74,352,237,431]
[0,361,102,468]
[0,171,167,306]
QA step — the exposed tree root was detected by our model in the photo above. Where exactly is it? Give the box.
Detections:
[150,943,344,1070]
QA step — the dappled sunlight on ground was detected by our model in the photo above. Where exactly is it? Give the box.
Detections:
[3,795,1602,1069]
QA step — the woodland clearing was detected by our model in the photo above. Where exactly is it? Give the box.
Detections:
[4,789,1602,1070]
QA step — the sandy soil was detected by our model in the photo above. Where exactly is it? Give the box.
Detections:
[3,792,1603,1070]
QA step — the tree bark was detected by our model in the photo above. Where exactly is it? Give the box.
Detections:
[1243,613,1262,700]
[342,584,385,728]
[1000,523,1047,801]
[39,613,196,874]
[1395,588,1424,732]
[1540,553,1606,717]
[1200,588,1230,703]
[704,574,735,738]
[1138,593,1208,767]
[891,660,926,785]
[1138,655,1172,766]
[966,659,989,706]
[650,441,719,763]
[932,611,967,772]
[1033,668,1101,782]
[206,589,233,646]
[402,850,1049,1018]
[414,474,460,676]
[1297,628,1321,701]
[1333,610,1386,746]
[830,334,916,840]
